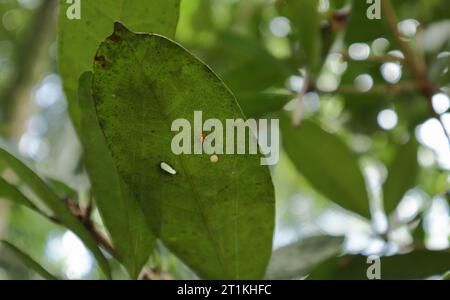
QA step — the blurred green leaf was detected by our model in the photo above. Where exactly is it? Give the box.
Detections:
[309,251,450,279]
[280,116,371,218]
[383,139,419,216]
[265,235,344,279]
[277,0,323,78]
[1,240,58,280]
[90,23,275,279]
[0,147,111,278]
[58,0,181,131]
[79,72,155,279]
[329,0,350,10]
[0,177,39,211]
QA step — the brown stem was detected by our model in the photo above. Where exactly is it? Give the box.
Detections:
[292,74,309,127]
[44,198,166,279]
[380,0,426,85]
[0,0,58,137]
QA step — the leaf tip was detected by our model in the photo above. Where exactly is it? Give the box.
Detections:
[113,21,131,36]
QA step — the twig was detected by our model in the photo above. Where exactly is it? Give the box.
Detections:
[329,81,436,96]
[44,197,167,279]
[46,199,117,259]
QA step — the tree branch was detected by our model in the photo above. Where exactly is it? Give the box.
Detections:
[328,81,436,96]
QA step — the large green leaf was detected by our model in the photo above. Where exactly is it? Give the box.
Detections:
[79,72,155,279]
[309,251,450,279]
[265,235,344,279]
[0,148,111,278]
[383,139,419,216]
[91,23,275,279]
[280,117,371,219]
[1,240,58,280]
[277,0,322,78]
[58,0,181,131]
